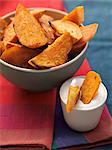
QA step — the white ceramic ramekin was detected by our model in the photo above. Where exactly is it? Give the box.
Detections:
[60,76,107,132]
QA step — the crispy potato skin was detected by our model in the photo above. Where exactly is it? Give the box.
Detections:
[4,42,22,49]
[3,21,18,43]
[29,52,55,68]
[70,42,86,54]
[31,9,46,20]
[63,6,84,25]
[0,41,5,56]
[1,45,39,68]
[0,17,8,30]
[0,42,20,57]
[71,24,98,53]
[0,32,4,41]
[14,3,47,48]
[79,24,98,43]
[39,15,55,44]
[51,20,82,44]
[45,32,72,65]
[28,32,73,68]
[81,71,101,104]
[66,86,80,112]
[39,14,54,24]
[0,17,8,41]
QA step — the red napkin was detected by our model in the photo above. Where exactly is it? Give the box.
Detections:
[0,75,56,150]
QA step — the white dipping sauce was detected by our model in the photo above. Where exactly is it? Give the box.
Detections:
[61,76,107,110]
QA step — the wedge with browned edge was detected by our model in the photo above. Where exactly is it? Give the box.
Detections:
[81,71,101,104]
[29,32,73,68]
[31,9,46,20]
[14,3,47,48]
[1,44,39,68]
[0,41,5,56]
[66,86,80,112]
[0,17,8,40]
[71,24,98,53]
[3,21,18,43]
[63,6,84,25]
[39,14,55,44]
[51,20,82,44]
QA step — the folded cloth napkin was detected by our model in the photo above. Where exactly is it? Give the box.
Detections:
[0,74,56,150]
[53,59,112,149]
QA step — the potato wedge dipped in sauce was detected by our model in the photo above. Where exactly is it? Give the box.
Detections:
[80,71,101,104]
[66,86,80,112]
[66,71,101,112]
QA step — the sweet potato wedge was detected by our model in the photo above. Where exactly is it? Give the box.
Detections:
[29,52,55,68]
[4,42,21,49]
[31,9,46,20]
[3,21,18,43]
[81,71,101,104]
[0,41,5,56]
[0,17,8,30]
[29,32,73,68]
[51,20,82,44]
[1,44,39,67]
[63,6,84,25]
[0,31,4,41]
[39,15,55,44]
[14,3,47,48]
[66,86,80,112]
[79,24,98,43]
[71,42,86,54]
[71,24,98,53]
[0,17,8,40]
[0,42,20,56]
[39,14,54,24]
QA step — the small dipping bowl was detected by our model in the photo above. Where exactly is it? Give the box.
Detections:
[60,76,107,132]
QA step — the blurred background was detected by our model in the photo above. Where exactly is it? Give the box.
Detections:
[0,0,112,114]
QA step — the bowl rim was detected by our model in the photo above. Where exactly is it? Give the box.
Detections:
[0,8,88,73]
[60,76,107,111]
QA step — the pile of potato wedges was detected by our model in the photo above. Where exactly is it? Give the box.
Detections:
[0,4,98,69]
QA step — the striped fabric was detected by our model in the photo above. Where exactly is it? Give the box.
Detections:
[0,0,112,149]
